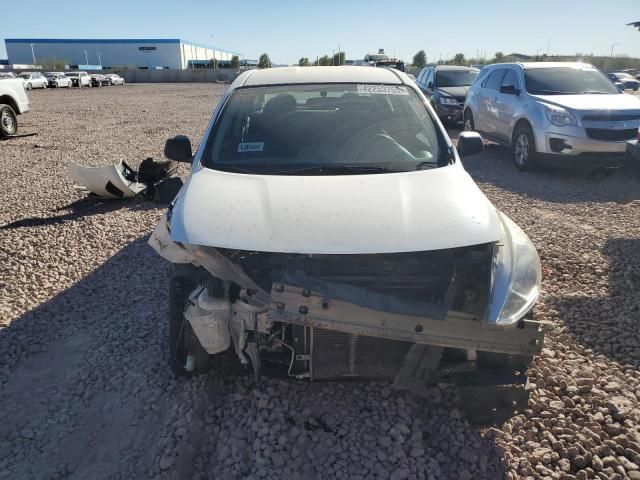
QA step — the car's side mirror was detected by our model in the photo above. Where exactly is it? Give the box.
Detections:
[457,131,484,158]
[164,135,193,163]
[427,81,434,89]
[500,85,520,95]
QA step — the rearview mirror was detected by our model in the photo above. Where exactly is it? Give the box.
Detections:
[164,135,193,163]
[457,131,484,158]
[500,85,520,95]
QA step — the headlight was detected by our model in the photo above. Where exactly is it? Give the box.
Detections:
[487,213,541,326]
[544,104,577,127]
[440,97,458,105]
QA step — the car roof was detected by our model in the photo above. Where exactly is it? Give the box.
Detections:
[232,66,405,89]
[433,65,479,71]
[486,62,597,70]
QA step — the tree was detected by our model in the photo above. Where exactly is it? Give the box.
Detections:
[298,57,310,66]
[453,53,466,65]
[230,55,240,69]
[258,53,272,69]
[412,50,427,68]
[39,57,69,70]
[208,58,219,69]
[494,51,505,62]
[332,51,346,66]
[315,55,331,66]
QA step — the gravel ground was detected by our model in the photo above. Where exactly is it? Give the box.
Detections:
[1,83,639,480]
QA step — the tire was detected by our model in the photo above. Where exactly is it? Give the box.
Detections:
[26,83,32,90]
[168,268,223,377]
[463,109,475,131]
[512,123,538,171]
[0,104,18,138]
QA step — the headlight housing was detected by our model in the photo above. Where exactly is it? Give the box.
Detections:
[544,104,577,127]
[487,213,541,326]
[440,97,458,105]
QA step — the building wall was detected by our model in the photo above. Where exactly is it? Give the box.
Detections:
[5,39,183,69]
[5,39,239,69]
[179,42,238,68]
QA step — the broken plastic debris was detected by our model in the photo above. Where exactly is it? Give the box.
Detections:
[69,160,146,199]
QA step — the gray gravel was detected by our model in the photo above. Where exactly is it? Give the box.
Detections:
[1,84,640,480]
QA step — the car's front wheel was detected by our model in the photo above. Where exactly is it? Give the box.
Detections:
[463,109,475,131]
[0,104,18,138]
[512,124,538,171]
[26,83,32,90]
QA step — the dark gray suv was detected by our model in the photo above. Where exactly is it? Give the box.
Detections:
[415,66,480,125]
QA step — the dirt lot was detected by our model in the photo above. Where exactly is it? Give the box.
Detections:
[1,84,640,480]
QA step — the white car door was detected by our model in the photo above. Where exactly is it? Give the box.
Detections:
[492,68,521,144]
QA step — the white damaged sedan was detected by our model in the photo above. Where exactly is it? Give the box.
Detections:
[150,67,544,396]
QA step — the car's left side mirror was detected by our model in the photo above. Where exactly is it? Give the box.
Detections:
[457,131,484,158]
[499,84,520,95]
[164,135,193,163]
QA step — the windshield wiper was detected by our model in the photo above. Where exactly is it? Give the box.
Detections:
[274,165,392,175]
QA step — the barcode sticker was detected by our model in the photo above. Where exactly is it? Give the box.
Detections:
[357,84,409,95]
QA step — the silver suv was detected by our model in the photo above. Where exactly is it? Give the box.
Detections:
[464,62,640,170]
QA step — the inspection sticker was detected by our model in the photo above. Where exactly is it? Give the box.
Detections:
[238,142,264,153]
[357,84,409,95]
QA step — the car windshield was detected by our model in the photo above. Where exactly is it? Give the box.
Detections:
[524,67,619,94]
[19,73,30,79]
[202,83,449,175]
[436,70,479,87]
[616,73,632,79]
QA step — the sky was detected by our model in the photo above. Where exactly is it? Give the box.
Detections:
[1,0,639,64]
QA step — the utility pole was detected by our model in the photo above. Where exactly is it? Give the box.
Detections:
[338,44,341,65]
[84,49,89,66]
[97,53,102,68]
[332,49,335,66]
[30,43,36,65]
[611,42,621,57]
[547,38,550,56]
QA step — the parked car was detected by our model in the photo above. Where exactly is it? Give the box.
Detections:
[0,72,18,79]
[606,74,626,92]
[90,74,110,87]
[0,77,30,138]
[149,67,544,402]
[415,66,480,125]
[18,72,48,90]
[45,72,72,88]
[464,62,640,170]
[609,72,640,91]
[67,72,91,88]
[103,73,125,86]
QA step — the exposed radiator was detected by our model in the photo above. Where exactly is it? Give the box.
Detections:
[311,328,412,380]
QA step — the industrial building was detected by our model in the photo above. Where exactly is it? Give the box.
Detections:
[4,38,240,69]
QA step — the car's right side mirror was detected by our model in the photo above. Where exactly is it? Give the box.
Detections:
[427,81,434,89]
[457,131,484,158]
[164,135,193,163]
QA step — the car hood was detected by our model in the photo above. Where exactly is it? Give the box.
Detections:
[534,93,640,111]
[169,164,503,254]
[438,86,469,98]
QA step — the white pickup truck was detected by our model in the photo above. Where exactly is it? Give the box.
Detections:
[0,78,29,138]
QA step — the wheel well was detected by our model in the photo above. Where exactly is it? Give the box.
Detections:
[0,95,19,114]
[511,118,533,146]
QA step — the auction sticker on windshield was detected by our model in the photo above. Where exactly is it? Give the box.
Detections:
[238,142,265,153]
[357,84,409,95]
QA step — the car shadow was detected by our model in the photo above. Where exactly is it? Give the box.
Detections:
[0,236,509,480]
[0,196,160,230]
[448,128,640,204]
[549,237,640,368]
